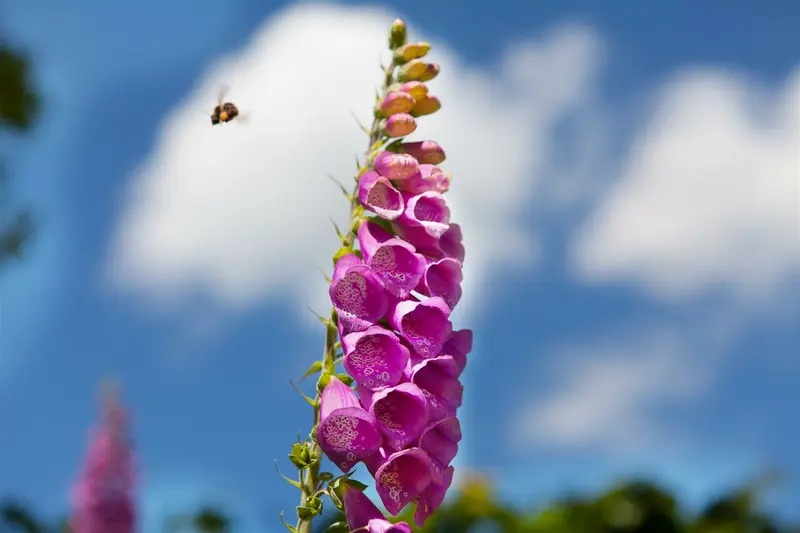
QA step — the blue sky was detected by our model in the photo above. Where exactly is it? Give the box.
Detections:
[1,0,798,530]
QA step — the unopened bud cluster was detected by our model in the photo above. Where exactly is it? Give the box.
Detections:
[316,18,471,531]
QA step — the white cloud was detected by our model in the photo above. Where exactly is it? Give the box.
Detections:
[105,2,603,324]
[516,328,713,453]
[573,67,800,303]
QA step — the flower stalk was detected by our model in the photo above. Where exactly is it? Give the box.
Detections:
[285,17,470,533]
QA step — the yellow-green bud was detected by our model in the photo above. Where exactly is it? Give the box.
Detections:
[394,42,431,64]
[411,95,441,117]
[389,19,407,49]
[418,63,441,82]
[397,59,428,82]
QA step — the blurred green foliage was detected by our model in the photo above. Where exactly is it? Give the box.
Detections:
[0,42,39,265]
[3,473,796,532]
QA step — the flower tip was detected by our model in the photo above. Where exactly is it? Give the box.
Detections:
[389,19,407,49]
[397,59,429,82]
[395,42,432,63]
[418,63,441,82]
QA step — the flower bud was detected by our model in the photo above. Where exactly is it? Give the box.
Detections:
[395,81,429,101]
[411,95,441,117]
[397,60,428,82]
[389,19,407,50]
[374,151,419,181]
[400,140,446,165]
[378,91,415,117]
[382,113,417,137]
[394,42,431,63]
[418,63,441,82]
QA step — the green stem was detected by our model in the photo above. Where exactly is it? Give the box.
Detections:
[295,59,397,533]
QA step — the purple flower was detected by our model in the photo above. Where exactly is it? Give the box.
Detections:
[389,297,453,358]
[342,326,410,390]
[374,151,419,181]
[358,221,425,299]
[414,465,454,527]
[392,221,465,262]
[317,376,382,472]
[330,254,390,335]
[395,164,451,195]
[369,382,429,450]
[442,328,472,374]
[418,417,462,475]
[358,171,405,220]
[400,192,450,238]
[382,113,417,138]
[365,447,433,515]
[411,356,463,422]
[399,140,446,165]
[378,91,416,117]
[71,396,136,533]
[343,486,412,533]
[420,257,463,311]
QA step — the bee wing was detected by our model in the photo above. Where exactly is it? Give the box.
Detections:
[217,84,231,104]
[236,111,252,124]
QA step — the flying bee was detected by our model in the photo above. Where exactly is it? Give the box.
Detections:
[210,85,241,126]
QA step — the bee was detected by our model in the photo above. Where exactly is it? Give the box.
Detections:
[210,85,240,126]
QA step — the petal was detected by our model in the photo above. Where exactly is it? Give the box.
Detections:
[411,356,463,421]
[343,485,385,526]
[357,220,396,256]
[374,151,419,181]
[358,171,404,220]
[439,223,465,262]
[343,487,415,533]
[382,113,417,138]
[317,406,382,472]
[342,326,410,391]
[399,140,446,165]
[390,298,453,358]
[358,222,425,298]
[320,376,361,420]
[370,383,429,450]
[330,256,390,335]
[400,192,450,238]
[366,448,433,515]
[368,519,413,533]
[366,243,426,300]
[414,466,454,527]
[378,91,415,117]
[332,253,362,282]
[442,329,472,374]
[394,164,450,195]
[391,221,442,258]
[410,95,441,118]
[418,416,462,468]
[395,81,429,101]
[422,258,463,310]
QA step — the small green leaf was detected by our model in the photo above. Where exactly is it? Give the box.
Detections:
[300,360,323,381]
[335,373,354,386]
[317,373,332,392]
[327,487,344,511]
[290,379,318,407]
[330,218,344,240]
[319,472,335,483]
[297,496,323,520]
[275,459,303,487]
[347,478,368,492]
[279,512,297,532]
[307,306,331,327]
[328,174,352,200]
